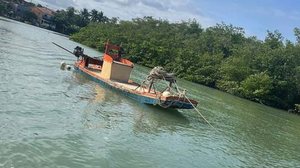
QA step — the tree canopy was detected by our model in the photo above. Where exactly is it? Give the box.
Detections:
[71,16,300,111]
[52,8,110,35]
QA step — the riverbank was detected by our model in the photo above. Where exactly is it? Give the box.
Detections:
[1,2,299,112]
[0,0,111,35]
[70,18,300,112]
[1,12,299,112]
[1,18,300,167]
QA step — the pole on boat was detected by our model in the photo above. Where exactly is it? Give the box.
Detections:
[52,42,75,70]
[52,42,74,55]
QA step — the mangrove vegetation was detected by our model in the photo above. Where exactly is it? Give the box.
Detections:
[71,17,300,111]
[1,1,299,112]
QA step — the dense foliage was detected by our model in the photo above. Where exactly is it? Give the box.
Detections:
[70,17,299,111]
[0,3,7,15]
[52,7,115,35]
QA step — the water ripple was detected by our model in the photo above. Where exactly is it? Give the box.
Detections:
[1,17,300,168]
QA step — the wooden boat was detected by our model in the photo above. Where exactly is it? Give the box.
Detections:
[55,42,198,109]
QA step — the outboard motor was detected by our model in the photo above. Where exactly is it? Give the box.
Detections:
[73,46,85,58]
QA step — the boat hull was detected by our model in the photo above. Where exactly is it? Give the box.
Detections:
[74,65,195,109]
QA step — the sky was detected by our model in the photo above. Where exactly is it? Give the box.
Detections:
[28,0,300,41]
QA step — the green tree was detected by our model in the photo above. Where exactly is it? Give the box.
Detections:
[294,27,300,44]
[296,66,300,94]
[70,17,300,111]
[239,72,273,102]
[90,9,98,22]
[79,8,90,27]
[265,30,283,49]
[0,3,7,15]
[53,10,68,33]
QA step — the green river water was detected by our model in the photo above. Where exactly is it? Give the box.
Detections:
[0,17,300,168]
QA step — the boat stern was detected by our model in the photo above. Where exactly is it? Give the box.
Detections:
[160,96,198,109]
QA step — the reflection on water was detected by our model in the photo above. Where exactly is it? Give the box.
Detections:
[132,104,190,134]
[75,71,190,134]
[92,85,107,103]
[1,17,300,168]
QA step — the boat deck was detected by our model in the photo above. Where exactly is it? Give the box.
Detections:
[113,81,140,90]
[113,81,159,95]
[75,64,197,109]
[86,65,157,94]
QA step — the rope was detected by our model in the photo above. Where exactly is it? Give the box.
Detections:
[184,94,216,130]
[173,82,216,130]
[144,66,216,130]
